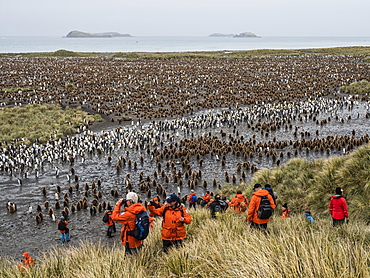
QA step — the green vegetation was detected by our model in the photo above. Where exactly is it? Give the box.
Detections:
[0,104,102,146]
[340,80,370,95]
[2,144,370,277]
[1,46,369,61]
[0,211,369,277]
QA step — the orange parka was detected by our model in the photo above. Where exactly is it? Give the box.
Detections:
[229,194,248,212]
[18,252,34,270]
[247,189,276,224]
[203,193,212,203]
[148,204,192,241]
[111,202,146,248]
[104,211,114,226]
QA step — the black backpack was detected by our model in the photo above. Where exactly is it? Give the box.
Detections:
[102,213,109,223]
[58,220,66,230]
[127,211,150,240]
[257,196,273,219]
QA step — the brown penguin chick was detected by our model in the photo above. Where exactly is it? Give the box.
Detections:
[44,201,49,209]
[36,204,42,212]
[36,214,42,224]
[71,204,76,213]
[42,187,47,197]
[55,201,60,210]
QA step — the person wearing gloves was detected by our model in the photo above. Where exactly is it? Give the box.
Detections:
[329,187,349,227]
[111,191,146,254]
[148,193,192,253]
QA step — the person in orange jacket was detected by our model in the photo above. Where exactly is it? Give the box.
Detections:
[18,252,34,270]
[57,216,70,243]
[188,190,198,210]
[229,190,248,213]
[201,191,212,207]
[148,193,192,253]
[280,203,291,218]
[111,192,147,254]
[247,184,276,230]
[104,206,116,238]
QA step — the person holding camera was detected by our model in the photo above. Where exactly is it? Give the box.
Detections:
[148,193,192,253]
[111,192,146,254]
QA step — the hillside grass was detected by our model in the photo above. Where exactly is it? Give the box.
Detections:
[1,46,369,61]
[0,104,102,146]
[1,210,369,278]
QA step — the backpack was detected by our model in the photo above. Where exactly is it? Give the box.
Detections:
[58,220,66,230]
[213,203,222,215]
[102,213,109,223]
[257,196,273,219]
[191,194,197,203]
[127,211,150,240]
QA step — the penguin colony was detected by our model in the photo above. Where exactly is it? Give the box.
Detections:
[1,55,369,225]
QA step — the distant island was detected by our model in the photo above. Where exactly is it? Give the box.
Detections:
[65,30,132,38]
[209,32,259,38]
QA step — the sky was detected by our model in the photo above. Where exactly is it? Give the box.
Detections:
[0,0,369,37]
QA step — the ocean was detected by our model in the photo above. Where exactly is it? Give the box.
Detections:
[0,36,370,53]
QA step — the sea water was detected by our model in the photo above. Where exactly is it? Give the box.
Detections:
[0,36,370,53]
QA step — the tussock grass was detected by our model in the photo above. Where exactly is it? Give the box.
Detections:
[0,104,102,146]
[340,80,370,95]
[1,211,369,277]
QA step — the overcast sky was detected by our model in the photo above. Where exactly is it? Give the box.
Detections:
[1,0,369,37]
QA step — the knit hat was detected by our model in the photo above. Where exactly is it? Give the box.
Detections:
[282,203,288,209]
[253,183,262,190]
[215,194,221,200]
[304,210,311,214]
[23,252,29,257]
[335,187,343,195]
[126,192,139,203]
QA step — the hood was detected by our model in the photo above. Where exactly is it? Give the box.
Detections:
[235,194,245,201]
[125,202,146,214]
[253,189,269,197]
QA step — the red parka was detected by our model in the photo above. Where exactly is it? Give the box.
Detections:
[148,204,192,241]
[329,195,349,219]
[111,202,146,248]
[247,189,276,224]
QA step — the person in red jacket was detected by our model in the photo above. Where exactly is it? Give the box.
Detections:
[329,187,349,226]
[247,184,276,230]
[111,192,147,254]
[148,193,192,253]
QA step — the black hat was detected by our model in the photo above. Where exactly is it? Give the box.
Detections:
[166,194,180,203]
[335,187,343,195]
[253,183,262,190]
[282,203,288,209]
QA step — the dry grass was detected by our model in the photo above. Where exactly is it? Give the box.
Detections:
[1,209,369,278]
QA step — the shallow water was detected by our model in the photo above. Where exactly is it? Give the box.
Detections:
[1,97,370,259]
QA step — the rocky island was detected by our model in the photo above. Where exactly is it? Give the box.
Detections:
[209,32,258,38]
[65,30,132,38]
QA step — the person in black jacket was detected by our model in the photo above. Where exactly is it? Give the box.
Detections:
[209,194,228,218]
